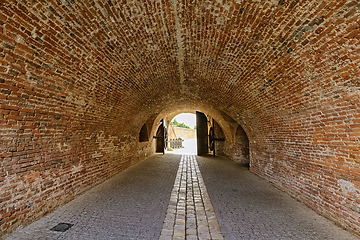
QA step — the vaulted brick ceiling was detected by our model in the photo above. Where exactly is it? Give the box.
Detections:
[2,0,358,132]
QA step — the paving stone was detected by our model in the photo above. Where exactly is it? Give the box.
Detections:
[5,153,360,240]
[159,154,224,240]
[197,155,360,240]
[5,154,181,240]
[186,235,198,240]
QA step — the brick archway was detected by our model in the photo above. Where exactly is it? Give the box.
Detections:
[0,0,359,237]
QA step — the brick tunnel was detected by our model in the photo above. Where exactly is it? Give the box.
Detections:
[0,0,360,239]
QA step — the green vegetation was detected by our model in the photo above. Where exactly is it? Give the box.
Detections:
[170,119,192,129]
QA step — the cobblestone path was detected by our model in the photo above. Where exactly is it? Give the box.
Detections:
[197,155,359,240]
[4,153,360,240]
[159,155,223,240]
[4,154,181,240]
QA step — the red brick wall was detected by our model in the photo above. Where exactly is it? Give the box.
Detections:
[0,0,359,238]
[0,93,155,236]
[247,99,360,234]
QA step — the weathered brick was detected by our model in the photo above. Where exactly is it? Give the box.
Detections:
[5,115,22,120]
[0,0,359,238]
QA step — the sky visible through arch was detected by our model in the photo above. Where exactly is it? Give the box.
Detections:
[172,113,196,129]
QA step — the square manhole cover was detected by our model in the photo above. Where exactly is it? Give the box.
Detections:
[50,223,73,232]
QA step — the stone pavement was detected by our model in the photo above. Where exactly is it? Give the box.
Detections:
[196,155,360,240]
[170,138,197,155]
[159,155,223,240]
[4,152,360,240]
[4,154,181,240]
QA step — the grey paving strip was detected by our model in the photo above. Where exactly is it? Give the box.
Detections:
[159,154,224,240]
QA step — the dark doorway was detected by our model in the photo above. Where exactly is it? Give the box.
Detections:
[155,119,167,154]
[139,124,149,142]
[196,111,208,156]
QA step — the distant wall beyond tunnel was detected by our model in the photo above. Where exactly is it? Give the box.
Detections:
[168,125,196,140]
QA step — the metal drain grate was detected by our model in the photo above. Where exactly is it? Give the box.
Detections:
[50,223,73,232]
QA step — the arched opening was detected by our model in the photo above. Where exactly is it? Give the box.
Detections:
[139,124,149,142]
[234,125,250,165]
[157,109,231,156]
[168,113,197,154]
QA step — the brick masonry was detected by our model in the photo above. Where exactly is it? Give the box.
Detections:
[168,125,196,140]
[0,0,359,238]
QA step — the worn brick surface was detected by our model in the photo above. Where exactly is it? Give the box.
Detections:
[0,0,359,238]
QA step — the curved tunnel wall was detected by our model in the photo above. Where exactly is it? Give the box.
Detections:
[0,0,359,237]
